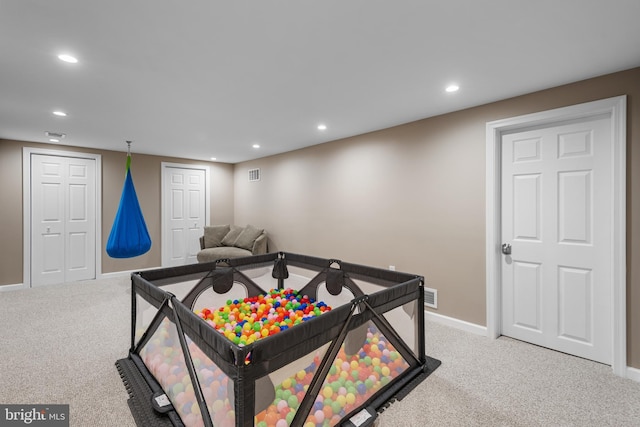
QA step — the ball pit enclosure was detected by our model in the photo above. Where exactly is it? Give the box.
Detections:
[117,252,441,427]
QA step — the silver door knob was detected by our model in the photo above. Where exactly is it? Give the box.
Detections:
[502,243,512,255]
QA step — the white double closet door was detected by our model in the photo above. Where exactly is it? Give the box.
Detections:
[31,154,97,286]
[501,115,612,364]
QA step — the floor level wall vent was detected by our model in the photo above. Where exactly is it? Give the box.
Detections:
[424,287,437,309]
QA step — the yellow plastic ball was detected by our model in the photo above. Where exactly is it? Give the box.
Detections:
[322,386,333,399]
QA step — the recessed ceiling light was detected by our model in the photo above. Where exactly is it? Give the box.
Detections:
[210,157,217,161]
[317,124,327,130]
[53,111,67,117]
[49,138,60,143]
[252,144,260,149]
[58,54,78,64]
[445,84,459,93]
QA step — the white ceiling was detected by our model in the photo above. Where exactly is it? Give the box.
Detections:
[1,1,639,164]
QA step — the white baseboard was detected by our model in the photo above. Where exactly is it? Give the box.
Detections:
[99,270,134,279]
[0,267,161,291]
[0,283,26,292]
[423,310,640,383]
[99,266,162,280]
[626,366,640,383]
[424,310,487,336]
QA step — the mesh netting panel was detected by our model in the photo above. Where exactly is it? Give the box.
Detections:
[139,317,235,427]
[190,282,251,314]
[162,280,202,301]
[254,343,331,425]
[309,321,410,426]
[240,266,278,290]
[285,266,321,291]
[382,300,419,357]
[185,333,235,427]
[135,292,160,346]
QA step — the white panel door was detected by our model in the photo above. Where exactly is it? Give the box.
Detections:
[163,167,206,267]
[501,115,612,364]
[31,155,96,286]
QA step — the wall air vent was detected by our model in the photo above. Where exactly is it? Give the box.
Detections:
[424,287,437,309]
[248,168,261,182]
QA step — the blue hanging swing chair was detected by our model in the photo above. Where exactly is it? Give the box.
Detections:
[106,142,152,258]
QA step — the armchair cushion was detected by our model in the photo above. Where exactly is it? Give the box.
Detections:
[196,246,253,263]
[203,225,230,248]
[221,225,243,246]
[233,224,264,251]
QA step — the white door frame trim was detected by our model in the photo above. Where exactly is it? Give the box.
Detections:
[161,162,211,267]
[485,95,627,376]
[23,147,103,288]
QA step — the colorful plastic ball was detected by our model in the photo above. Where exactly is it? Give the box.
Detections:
[182,401,193,414]
[331,401,342,415]
[287,394,299,409]
[322,405,333,420]
[172,382,185,395]
[264,412,278,426]
[285,411,295,425]
[190,402,200,415]
[314,409,325,423]
[182,413,198,426]
[346,393,356,405]
[211,399,224,412]
[278,406,289,419]
[276,419,288,427]
[276,399,288,412]
[322,386,333,399]
[357,383,367,395]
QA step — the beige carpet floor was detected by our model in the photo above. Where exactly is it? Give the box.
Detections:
[1,276,639,427]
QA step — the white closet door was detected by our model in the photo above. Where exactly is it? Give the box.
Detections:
[162,166,206,267]
[31,154,96,286]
